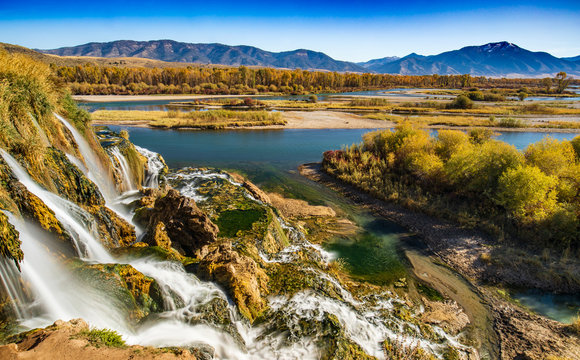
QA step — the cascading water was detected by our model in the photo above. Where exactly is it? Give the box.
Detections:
[55,114,140,232]
[55,113,118,202]
[109,146,136,192]
[135,145,165,188]
[0,149,112,263]
[0,122,471,358]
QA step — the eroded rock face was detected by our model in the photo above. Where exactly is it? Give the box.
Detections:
[140,189,219,257]
[196,243,268,323]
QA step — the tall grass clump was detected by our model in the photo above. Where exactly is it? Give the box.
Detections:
[79,328,126,348]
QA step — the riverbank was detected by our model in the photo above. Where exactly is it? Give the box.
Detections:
[91,109,580,132]
[299,162,580,360]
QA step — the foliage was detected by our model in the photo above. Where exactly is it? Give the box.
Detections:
[322,125,580,250]
[447,95,473,109]
[54,63,563,96]
[496,165,558,222]
[79,328,126,348]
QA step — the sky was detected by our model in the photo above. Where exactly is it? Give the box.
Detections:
[1,0,579,62]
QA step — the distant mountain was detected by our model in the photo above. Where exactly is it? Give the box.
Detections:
[358,56,400,69]
[40,40,366,72]
[364,42,580,77]
[562,55,580,62]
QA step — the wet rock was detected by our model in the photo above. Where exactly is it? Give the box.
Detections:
[43,148,104,206]
[230,173,271,205]
[197,242,268,323]
[0,210,23,268]
[91,206,136,248]
[67,261,163,321]
[142,189,219,257]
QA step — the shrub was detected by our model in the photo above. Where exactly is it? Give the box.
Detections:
[498,117,525,128]
[496,165,558,222]
[447,95,473,109]
[308,94,318,103]
[80,328,126,348]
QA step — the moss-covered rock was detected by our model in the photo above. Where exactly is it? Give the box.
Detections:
[90,206,136,249]
[196,243,268,323]
[0,211,23,268]
[67,260,163,321]
[42,148,104,206]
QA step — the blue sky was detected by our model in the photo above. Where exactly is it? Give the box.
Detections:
[1,1,579,62]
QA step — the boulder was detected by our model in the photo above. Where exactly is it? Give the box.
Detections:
[142,189,219,257]
[197,243,268,323]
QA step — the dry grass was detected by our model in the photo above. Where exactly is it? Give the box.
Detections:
[92,109,286,129]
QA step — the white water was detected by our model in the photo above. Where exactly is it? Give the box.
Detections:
[109,146,136,192]
[55,114,140,231]
[0,123,470,358]
[135,145,165,188]
[0,149,112,263]
[55,114,119,202]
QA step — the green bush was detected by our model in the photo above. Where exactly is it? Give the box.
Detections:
[80,328,126,348]
[447,95,473,109]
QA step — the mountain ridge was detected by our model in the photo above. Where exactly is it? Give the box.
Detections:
[39,40,580,77]
[39,39,366,72]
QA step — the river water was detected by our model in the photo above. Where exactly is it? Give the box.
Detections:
[107,125,579,324]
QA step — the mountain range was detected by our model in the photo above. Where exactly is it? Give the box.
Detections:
[40,40,580,77]
[39,40,365,72]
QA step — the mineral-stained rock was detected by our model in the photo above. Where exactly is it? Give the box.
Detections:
[196,243,268,323]
[142,221,172,250]
[142,189,219,257]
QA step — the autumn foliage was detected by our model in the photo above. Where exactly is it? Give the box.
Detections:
[322,125,580,250]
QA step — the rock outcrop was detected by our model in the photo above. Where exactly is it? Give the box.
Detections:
[139,189,219,257]
[0,319,198,360]
[196,243,269,323]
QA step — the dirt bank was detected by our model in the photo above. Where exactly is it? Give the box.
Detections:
[299,162,580,360]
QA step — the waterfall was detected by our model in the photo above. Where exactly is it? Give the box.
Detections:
[55,113,119,202]
[0,149,113,263]
[109,146,136,192]
[55,114,139,231]
[135,145,165,188]
[0,257,31,320]
[0,120,469,358]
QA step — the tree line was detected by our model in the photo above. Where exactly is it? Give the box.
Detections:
[51,63,568,95]
[322,125,580,252]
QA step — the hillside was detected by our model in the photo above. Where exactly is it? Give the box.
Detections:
[39,40,366,72]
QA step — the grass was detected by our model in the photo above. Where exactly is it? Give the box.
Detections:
[78,328,126,348]
[92,109,286,129]
[215,209,266,237]
[362,112,580,130]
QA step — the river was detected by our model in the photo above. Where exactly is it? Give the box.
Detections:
[107,125,579,326]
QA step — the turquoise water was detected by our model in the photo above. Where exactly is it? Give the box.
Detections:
[109,125,579,320]
[512,290,579,324]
